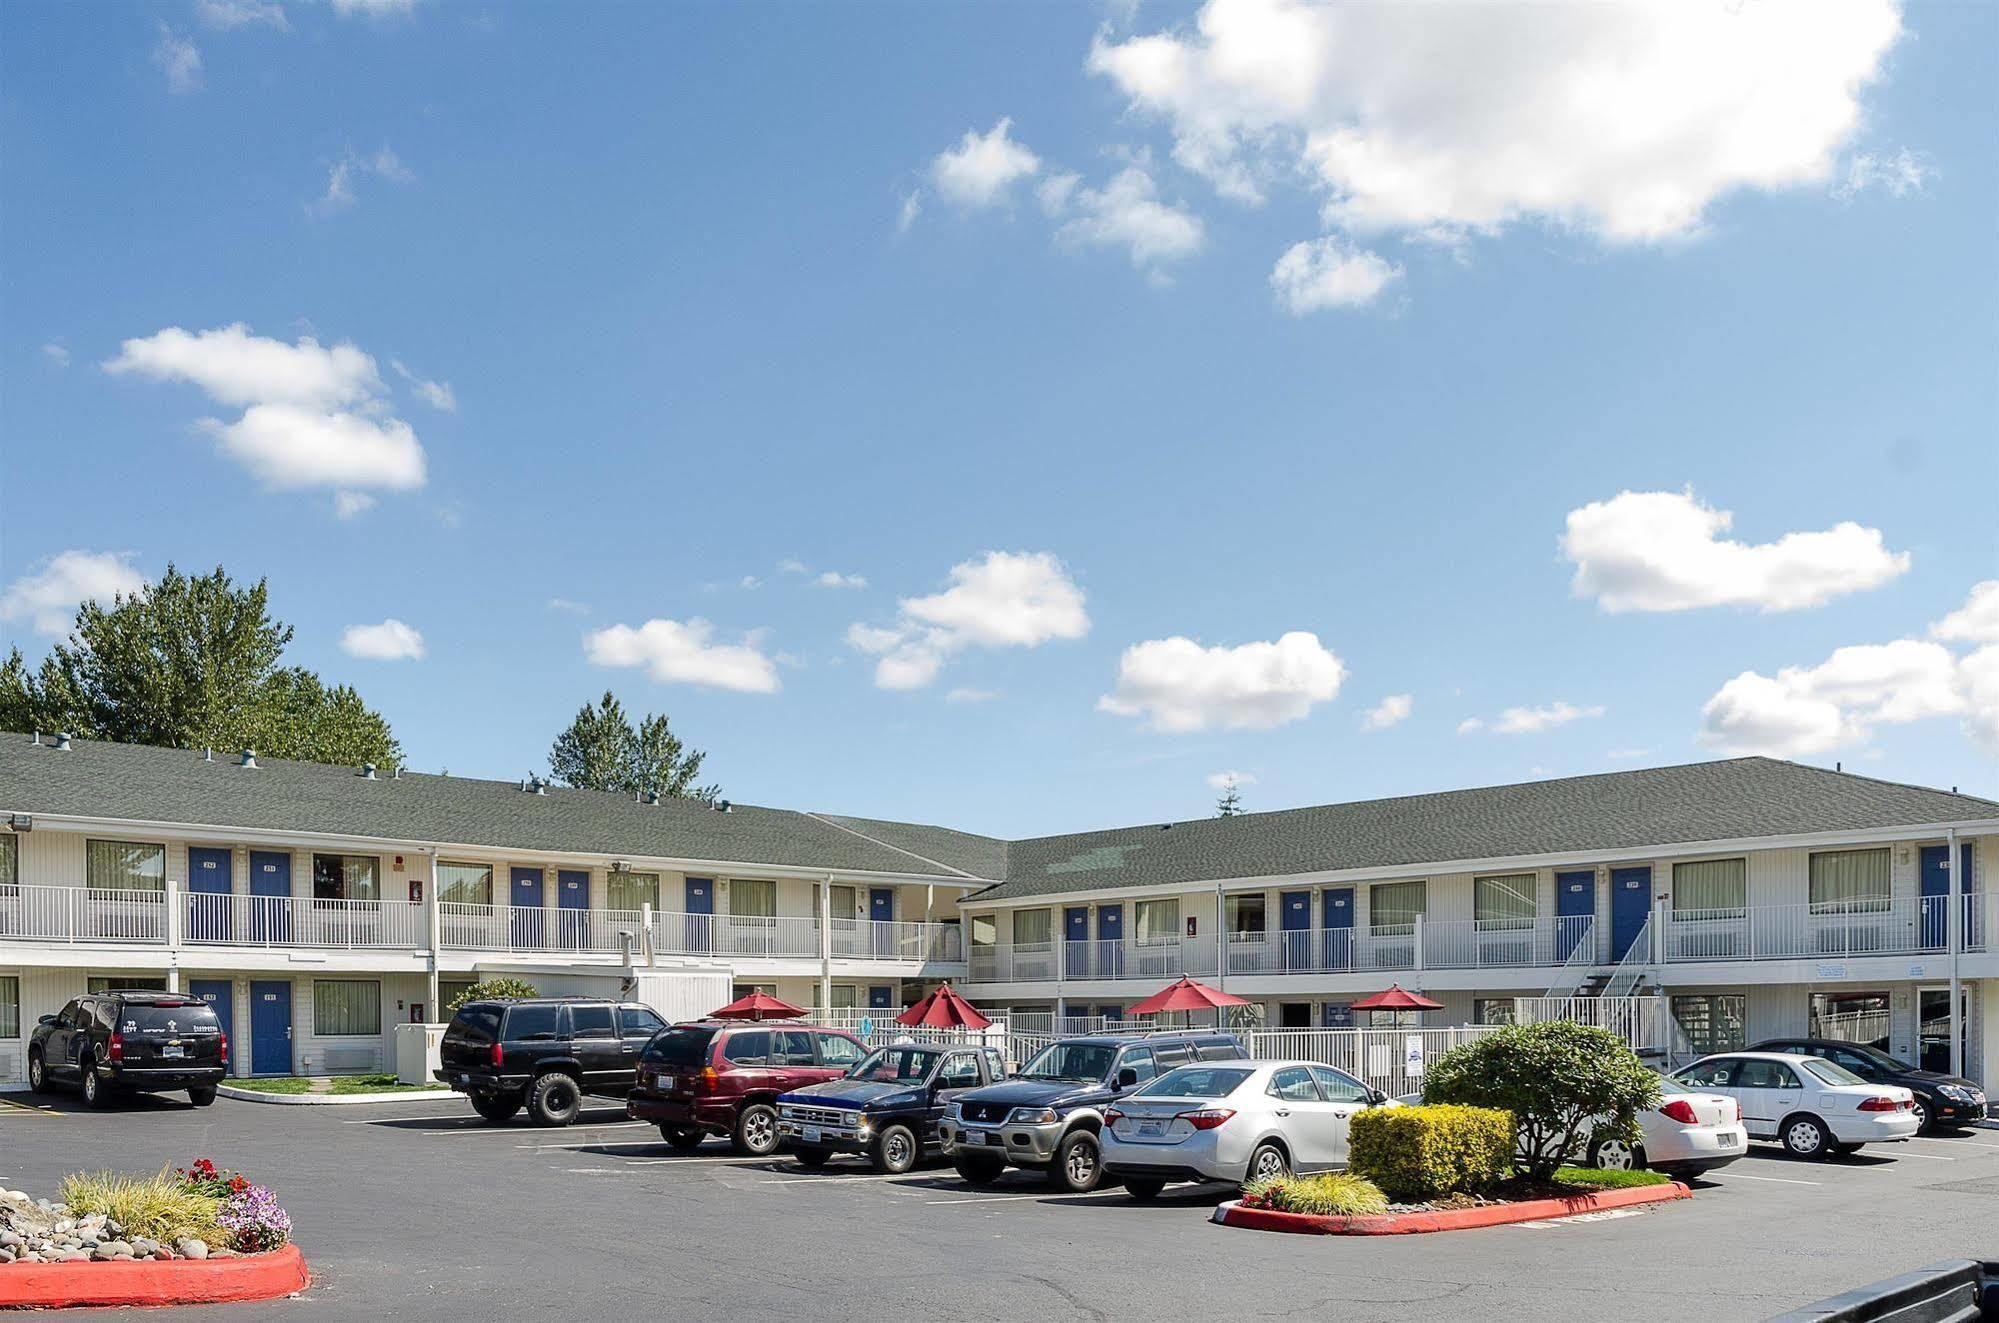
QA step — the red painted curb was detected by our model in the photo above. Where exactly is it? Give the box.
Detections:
[1215,1181,1691,1235]
[0,1243,308,1309]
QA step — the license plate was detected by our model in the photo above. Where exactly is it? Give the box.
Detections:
[161,1046,184,1059]
[1718,1132,1738,1146]
[659,1076,678,1091]
[1138,1120,1163,1136]
[963,1127,992,1145]
[803,1126,822,1144]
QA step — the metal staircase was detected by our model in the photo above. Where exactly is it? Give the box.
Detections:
[1604,914,1654,998]
[1543,918,1598,998]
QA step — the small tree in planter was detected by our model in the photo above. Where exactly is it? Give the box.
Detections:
[446,978,537,1013]
[1422,1021,1660,1182]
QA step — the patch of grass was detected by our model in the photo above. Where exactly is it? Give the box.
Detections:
[1553,1165,1672,1191]
[59,1169,227,1245]
[327,1073,445,1095]
[1240,1171,1391,1216]
[230,1077,313,1094]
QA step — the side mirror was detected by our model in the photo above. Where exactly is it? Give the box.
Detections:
[38,1014,56,1027]
[1367,1088,1388,1105]
[1116,1067,1139,1088]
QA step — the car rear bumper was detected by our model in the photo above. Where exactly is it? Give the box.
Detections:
[435,1069,528,1097]
[626,1090,736,1131]
[104,1065,226,1091]
[1827,1112,1921,1145]
[1646,1123,1749,1169]
[1100,1128,1239,1184]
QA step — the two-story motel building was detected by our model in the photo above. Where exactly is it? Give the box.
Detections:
[2,733,1995,1088]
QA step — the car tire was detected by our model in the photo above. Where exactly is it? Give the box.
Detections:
[472,1091,523,1124]
[1781,1114,1833,1159]
[1124,1177,1166,1201]
[1245,1142,1290,1184]
[188,1086,217,1107]
[733,1103,780,1156]
[26,1051,46,1094]
[1911,1098,1932,1133]
[80,1059,111,1109]
[660,1125,704,1150]
[872,1123,919,1175]
[1589,1135,1645,1171]
[526,1073,582,1127]
[793,1147,832,1168]
[1049,1130,1104,1193]
[954,1155,1007,1185]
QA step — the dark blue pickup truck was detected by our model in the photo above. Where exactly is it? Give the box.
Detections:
[776,1041,1007,1173]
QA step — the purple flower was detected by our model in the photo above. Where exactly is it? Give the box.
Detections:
[216,1184,292,1253]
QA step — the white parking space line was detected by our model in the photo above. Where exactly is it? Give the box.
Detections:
[1717,1172,1822,1185]
[922,1189,1134,1206]
[757,1174,958,1186]
[1907,1136,1999,1151]
[1877,1149,1956,1161]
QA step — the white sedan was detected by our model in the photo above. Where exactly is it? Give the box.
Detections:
[1674,1051,1918,1158]
[1099,1059,1396,1199]
[1587,1075,1748,1176]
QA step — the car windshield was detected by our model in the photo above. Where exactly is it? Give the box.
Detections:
[1134,1065,1254,1099]
[1798,1057,1866,1087]
[848,1045,940,1083]
[640,1027,716,1067]
[1018,1042,1117,1083]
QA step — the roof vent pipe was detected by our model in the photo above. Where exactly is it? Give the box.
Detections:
[29,731,40,746]
[360,762,378,780]
[203,747,213,762]
[239,748,258,768]
[53,732,72,751]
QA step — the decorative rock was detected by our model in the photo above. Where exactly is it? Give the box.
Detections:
[176,1237,209,1260]
[0,1229,20,1248]
[0,1247,14,1264]
[131,1237,158,1257]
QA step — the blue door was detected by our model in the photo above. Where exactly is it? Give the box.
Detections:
[1555,869,1595,960]
[1065,906,1090,977]
[1098,1005,1123,1022]
[557,869,589,949]
[1610,867,1652,960]
[249,981,291,1076]
[1322,886,1353,971]
[685,877,713,953]
[1097,905,1124,978]
[1279,891,1312,972]
[188,847,232,942]
[1322,1002,1354,1029]
[1920,844,1976,950]
[511,868,544,947]
[190,980,234,1076]
[248,851,290,943]
[868,985,894,1011]
[870,888,895,957]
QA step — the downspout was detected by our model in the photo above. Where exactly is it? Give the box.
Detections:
[1215,883,1226,1030]
[1949,827,1963,1078]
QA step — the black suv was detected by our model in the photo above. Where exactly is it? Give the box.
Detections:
[775,1041,1008,1173]
[1752,1037,1988,1132]
[437,997,667,1126]
[29,990,227,1108]
[939,1031,1247,1191]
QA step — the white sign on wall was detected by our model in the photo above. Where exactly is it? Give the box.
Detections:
[1405,1035,1425,1078]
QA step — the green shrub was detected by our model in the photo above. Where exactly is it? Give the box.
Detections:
[1553,1165,1671,1191]
[1348,1103,1513,1202]
[60,1168,227,1244]
[447,977,537,1013]
[1241,1171,1390,1216]
[1423,1021,1662,1181]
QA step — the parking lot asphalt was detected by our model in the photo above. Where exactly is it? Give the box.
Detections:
[3,1090,1994,1322]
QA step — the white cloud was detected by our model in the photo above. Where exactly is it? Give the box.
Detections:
[739,575,763,590]
[391,360,455,411]
[1607,747,1653,761]
[332,491,377,519]
[777,559,809,576]
[41,342,70,368]
[897,190,922,233]
[584,618,781,694]
[931,117,1041,208]
[1960,647,1999,756]
[1932,581,1999,646]
[946,687,1000,704]
[547,598,590,615]
[1360,693,1412,730]
[1270,235,1401,313]
[0,551,148,636]
[340,618,426,661]
[1460,701,1606,735]
[1098,630,1345,733]
[1052,166,1204,273]
[153,25,202,94]
[1089,0,1902,248]
[313,146,413,215]
[814,571,867,590]
[1562,489,1909,613]
[332,0,418,15]
[848,551,1088,690]
[1836,148,1930,199]
[197,0,287,29]
[105,324,427,501]
[1206,769,1257,789]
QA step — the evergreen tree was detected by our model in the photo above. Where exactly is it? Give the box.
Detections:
[549,692,716,801]
[1215,775,1244,817]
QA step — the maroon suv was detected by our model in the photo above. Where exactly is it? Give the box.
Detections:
[626,1020,868,1155]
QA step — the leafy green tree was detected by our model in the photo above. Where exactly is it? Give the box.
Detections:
[446,977,537,1013]
[0,564,400,768]
[1422,1020,1661,1180]
[549,692,716,801]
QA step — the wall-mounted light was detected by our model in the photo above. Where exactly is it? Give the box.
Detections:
[7,814,31,833]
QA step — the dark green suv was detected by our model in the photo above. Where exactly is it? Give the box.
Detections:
[437,997,667,1126]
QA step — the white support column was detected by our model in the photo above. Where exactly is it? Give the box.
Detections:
[819,875,833,1013]
[1949,828,1963,1078]
[164,864,183,993]
[423,851,441,1020]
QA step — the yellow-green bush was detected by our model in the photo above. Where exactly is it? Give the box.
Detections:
[1241,1171,1390,1217]
[59,1168,227,1245]
[1348,1103,1512,1203]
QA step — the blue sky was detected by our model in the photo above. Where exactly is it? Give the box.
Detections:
[3,0,1994,838]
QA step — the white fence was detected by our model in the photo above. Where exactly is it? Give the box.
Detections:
[186,894,425,948]
[0,885,167,943]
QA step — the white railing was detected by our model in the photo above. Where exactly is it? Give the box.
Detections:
[1420,915,1598,970]
[1244,1025,1502,1097]
[1545,919,1600,997]
[440,902,647,954]
[1660,896,1983,963]
[1605,914,1653,997]
[806,1009,1010,1052]
[184,894,425,948]
[433,906,964,961]
[974,938,1216,983]
[1513,995,1668,1052]
[0,885,167,943]
[825,918,965,963]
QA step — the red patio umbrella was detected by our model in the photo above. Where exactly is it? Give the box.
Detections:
[896,983,993,1030]
[1126,976,1251,1020]
[709,990,809,1021]
[1348,984,1443,1012]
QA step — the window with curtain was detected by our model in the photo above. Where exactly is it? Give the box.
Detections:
[1809,848,1891,913]
[1226,894,1267,938]
[439,980,478,1014]
[1012,909,1052,946]
[607,870,660,912]
[313,980,381,1036]
[0,976,18,1038]
[312,854,380,903]
[86,840,165,892]
[969,914,997,947]
[1671,994,1746,1056]
[1370,881,1426,935]
[1474,874,1537,927]
[810,884,857,918]
[1671,858,1746,918]
[436,862,493,906]
[728,878,775,918]
[1134,898,1180,945]
[830,985,858,1011]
